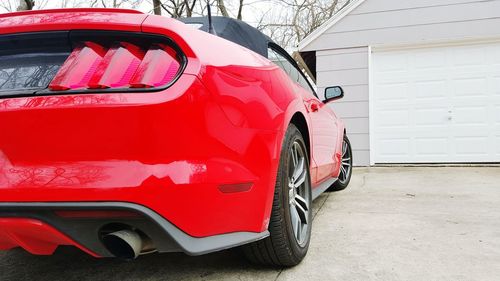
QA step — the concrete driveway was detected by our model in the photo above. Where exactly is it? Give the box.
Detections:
[1,167,500,281]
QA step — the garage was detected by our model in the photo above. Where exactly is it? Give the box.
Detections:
[298,0,500,165]
[372,42,500,163]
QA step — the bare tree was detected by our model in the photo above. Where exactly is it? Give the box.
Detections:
[157,0,196,18]
[153,0,244,19]
[184,0,198,17]
[0,0,48,11]
[0,0,46,12]
[153,0,162,15]
[216,0,229,17]
[257,0,351,49]
[0,0,14,12]
[236,0,243,20]
[17,0,35,11]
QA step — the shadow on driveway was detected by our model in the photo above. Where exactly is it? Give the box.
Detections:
[1,246,280,281]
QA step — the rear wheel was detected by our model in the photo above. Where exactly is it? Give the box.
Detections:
[328,135,353,191]
[242,124,312,267]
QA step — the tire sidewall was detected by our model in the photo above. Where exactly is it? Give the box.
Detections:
[339,135,353,187]
[280,125,312,257]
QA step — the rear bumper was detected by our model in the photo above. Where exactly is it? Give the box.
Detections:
[0,202,269,257]
[0,73,281,237]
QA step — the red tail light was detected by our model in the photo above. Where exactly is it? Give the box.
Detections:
[88,42,145,89]
[130,44,181,88]
[49,42,107,91]
[49,36,182,92]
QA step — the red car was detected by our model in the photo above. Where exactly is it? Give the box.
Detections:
[0,9,352,266]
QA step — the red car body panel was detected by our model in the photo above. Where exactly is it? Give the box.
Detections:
[0,9,345,255]
[0,8,147,34]
[0,218,98,256]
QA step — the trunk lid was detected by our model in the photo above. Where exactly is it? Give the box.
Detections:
[0,8,147,35]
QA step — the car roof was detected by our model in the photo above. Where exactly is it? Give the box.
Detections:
[179,16,274,58]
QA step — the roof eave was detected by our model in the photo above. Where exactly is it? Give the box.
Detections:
[298,0,366,51]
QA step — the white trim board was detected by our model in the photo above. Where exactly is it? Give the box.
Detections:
[367,45,374,166]
[370,36,500,52]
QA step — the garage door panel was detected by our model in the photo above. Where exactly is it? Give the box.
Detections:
[495,106,500,123]
[375,109,409,128]
[373,41,500,163]
[493,49,500,64]
[452,45,486,66]
[415,80,447,100]
[454,136,490,156]
[493,77,500,95]
[376,138,409,156]
[375,74,408,85]
[452,77,488,98]
[414,50,446,69]
[375,82,409,102]
[415,137,449,156]
[374,52,407,72]
[415,108,448,126]
[453,106,489,125]
[496,136,500,155]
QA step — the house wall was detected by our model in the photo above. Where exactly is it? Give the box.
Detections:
[303,0,500,165]
[304,0,500,51]
[317,47,370,166]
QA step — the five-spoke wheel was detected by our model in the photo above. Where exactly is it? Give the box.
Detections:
[288,141,310,245]
[328,134,353,191]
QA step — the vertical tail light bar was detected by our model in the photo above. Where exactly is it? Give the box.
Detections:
[130,44,180,88]
[48,33,183,92]
[49,42,107,91]
[88,42,145,89]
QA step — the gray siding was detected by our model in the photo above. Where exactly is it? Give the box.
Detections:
[302,0,500,166]
[304,0,500,51]
[317,47,370,166]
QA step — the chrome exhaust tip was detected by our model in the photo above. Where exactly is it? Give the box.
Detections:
[102,230,144,260]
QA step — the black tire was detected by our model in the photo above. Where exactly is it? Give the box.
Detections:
[327,135,353,192]
[242,124,312,267]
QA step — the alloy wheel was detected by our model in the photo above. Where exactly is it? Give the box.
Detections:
[339,138,352,184]
[288,141,310,245]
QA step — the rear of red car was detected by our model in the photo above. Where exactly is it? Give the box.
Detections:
[0,9,284,258]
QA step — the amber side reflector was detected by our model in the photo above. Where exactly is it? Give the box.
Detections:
[218,183,253,193]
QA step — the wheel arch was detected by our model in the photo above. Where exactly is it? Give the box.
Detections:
[290,112,311,160]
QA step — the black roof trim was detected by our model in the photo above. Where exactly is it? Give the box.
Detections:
[179,16,273,58]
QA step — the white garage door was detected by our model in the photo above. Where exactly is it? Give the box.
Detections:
[372,41,500,163]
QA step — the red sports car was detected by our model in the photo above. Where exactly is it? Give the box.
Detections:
[0,9,352,266]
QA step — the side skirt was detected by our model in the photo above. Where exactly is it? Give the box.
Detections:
[311,177,337,200]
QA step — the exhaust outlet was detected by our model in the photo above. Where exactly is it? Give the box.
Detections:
[102,229,153,260]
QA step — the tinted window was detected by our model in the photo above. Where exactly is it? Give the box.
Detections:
[268,47,314,95]
[0,53,67,92]
[0,32,70,94]
[297,71,313,93]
